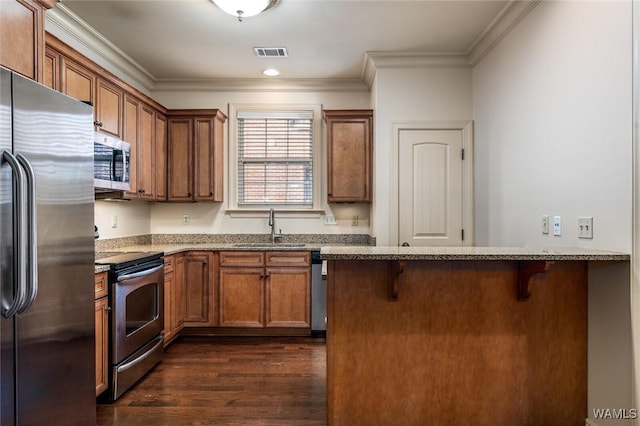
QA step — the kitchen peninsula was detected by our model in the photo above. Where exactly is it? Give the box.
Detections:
[320,246,629,426]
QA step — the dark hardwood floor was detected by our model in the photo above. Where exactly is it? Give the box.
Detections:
[97,336,327,425]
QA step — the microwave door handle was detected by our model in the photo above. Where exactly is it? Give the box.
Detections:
[123,149,129,183]
[16,154,37,314]
[1,151,27,318]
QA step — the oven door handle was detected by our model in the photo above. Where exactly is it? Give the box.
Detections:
[116,336,163,373]
[116,264,163,282]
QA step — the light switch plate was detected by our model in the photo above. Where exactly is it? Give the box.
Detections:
[578,216,593,239]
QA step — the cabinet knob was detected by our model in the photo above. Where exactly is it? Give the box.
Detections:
[209,192,213,196]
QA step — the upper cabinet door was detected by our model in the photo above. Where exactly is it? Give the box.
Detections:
[138,103,156,200]
[60,57,96,105]
[96,78,123,138]
[167,117,194,201]
[43,46,59,90]
[155,112,168,201]
[324,110,373,203]
[193,117,216,201]
[0,0,44,82]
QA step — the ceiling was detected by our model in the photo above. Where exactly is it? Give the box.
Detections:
[55,0,511,86]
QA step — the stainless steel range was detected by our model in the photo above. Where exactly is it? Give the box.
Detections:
[95,251,164,401]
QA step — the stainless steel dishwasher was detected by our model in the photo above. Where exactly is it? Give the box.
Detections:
[311,251,326,337]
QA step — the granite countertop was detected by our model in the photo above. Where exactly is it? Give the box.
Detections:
[94,242,331,273]
[319,246,630,261]
[97,242,331,257]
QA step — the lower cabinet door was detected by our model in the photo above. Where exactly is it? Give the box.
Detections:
[163,270,175,345]
[95,296,109,396]
[219,267,264,327]
[265,267,311,328]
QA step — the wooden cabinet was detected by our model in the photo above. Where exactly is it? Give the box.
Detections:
[94,272,109,396]
[0,0,47,82]
[96,78,123,138]
[43,46,58,90]
[323,109,373,203]
[219,251,310,329]
[167,110,226,202]
[124,95,158,200]
[60,56,96,105]
[184,252,215,327]
[163,254,186,346]
[219,265,264,328]
[155,112,168,201]
[45,46,123,137]
[45,35,169,202]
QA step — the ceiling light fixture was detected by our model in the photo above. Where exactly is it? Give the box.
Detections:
[262,68,280,77]
[211,0,279,22]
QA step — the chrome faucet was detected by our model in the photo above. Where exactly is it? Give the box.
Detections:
[269,208,276,243]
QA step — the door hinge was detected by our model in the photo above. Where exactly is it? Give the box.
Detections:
[461,149,465,160]
[461,229,465,241]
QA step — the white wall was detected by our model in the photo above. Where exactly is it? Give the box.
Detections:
[472,1,632,253]
[472,2,634,425]
[94,200,151,239]
[371,66,473,245]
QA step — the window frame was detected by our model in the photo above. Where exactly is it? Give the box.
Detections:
[227,103,323,215]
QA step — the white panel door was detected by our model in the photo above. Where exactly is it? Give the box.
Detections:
[398,129,463,246]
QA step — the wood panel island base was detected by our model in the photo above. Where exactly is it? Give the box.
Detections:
[321,247,629,426]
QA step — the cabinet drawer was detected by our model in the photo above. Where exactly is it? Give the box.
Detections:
[266,251,310,267]
[94,272,108,299]
[219,251,265,267]
[164,255,175,273]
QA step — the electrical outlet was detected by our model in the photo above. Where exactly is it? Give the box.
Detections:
[553,216,562,236]
[111,214,118,228]
[324,215,337,225]
[182,214,190,225]
[541,215,549,235]
[351,215,359,226]
[578,216,593,239]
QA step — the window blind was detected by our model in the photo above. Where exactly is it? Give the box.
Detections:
[237,110,314,206]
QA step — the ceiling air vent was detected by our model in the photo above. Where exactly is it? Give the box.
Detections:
[253,47,288,57]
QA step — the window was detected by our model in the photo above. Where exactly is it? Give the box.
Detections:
[229,104,322,212]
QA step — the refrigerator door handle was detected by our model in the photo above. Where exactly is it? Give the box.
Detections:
[16,153,37,313]
[1,150,27,318]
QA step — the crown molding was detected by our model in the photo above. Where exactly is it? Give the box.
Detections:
[152,78,369,93]
[45,4,156,92]
[362,52,471,89]
[467,0,541,65]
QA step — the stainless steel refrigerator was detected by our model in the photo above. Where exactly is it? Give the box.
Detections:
[0,67,96,425]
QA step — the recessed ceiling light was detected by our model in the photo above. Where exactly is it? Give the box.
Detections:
[262,68,280,77]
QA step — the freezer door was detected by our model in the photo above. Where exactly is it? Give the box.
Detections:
[0,67,16,426]
[11,72,96,425]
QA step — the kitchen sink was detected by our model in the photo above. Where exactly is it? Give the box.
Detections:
[232,242,306,248]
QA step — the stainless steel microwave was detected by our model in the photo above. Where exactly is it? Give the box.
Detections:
[94,132,130,192]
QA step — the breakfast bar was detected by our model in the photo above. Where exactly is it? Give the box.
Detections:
[320,247,629,426]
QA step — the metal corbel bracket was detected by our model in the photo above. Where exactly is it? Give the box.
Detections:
[517,260,553,301]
